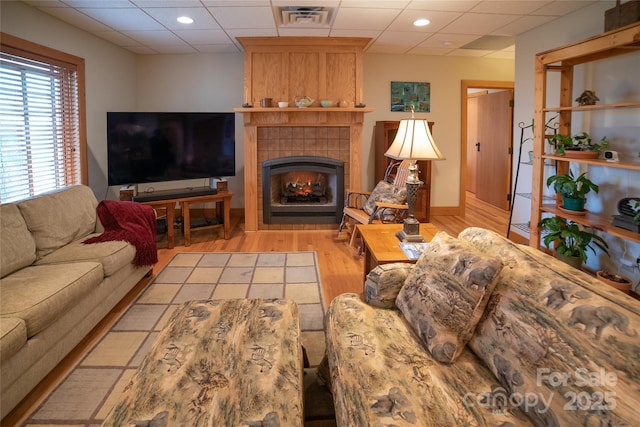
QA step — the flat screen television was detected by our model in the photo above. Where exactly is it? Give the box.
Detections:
[107,112,235,186]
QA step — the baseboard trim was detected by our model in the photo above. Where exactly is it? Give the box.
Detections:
[431,206,462,216]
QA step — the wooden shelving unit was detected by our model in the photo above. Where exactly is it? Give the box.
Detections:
[530,22,640,249]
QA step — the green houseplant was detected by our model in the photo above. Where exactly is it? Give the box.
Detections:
[546,170,599,212]
[537,217,609,269]
[548,131,609,156]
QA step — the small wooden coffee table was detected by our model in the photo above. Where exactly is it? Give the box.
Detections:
[357,223,440,282]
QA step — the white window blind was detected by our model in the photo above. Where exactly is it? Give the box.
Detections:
[0,45,82,203]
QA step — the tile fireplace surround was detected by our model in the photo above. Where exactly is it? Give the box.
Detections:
[258,126,350,230]
[235,108,372,231]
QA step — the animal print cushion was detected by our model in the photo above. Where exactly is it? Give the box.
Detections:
[396,231,502,363]
[363,180,406,222]
[364,262,414,308]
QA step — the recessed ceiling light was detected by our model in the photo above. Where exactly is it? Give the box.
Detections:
[177,16,194,24]
[413,18,430,27]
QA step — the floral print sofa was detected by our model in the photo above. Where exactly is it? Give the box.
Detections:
[324,227,639,426]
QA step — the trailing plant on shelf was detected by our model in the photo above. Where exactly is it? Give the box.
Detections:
[548,131,609,155]
[546,170,599,212]
[537,217,609,268]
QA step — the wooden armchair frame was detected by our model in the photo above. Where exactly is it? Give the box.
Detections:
[338,160,411,248]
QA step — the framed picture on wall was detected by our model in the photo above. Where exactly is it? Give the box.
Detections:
[390,81,431,112]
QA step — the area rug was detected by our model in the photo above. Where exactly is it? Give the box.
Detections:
[23,251,335,426]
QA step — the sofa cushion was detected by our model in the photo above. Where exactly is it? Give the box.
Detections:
[458,227,640,426]
[364,262,413,308]
[0,262,103,338]
[17,185,98,260]
[363,180,406,221]
[0,204,36,278]
[396,231,502,363]
[0,318,27,362]
[325,293,534,426]
[35,233,135,277]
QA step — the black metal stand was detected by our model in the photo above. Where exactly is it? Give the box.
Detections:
[507,117,557,239]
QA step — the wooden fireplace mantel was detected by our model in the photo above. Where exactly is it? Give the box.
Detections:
[235,36,372,231]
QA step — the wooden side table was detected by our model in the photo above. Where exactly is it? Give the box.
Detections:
[139,191,233,248]
[357,223,440,282]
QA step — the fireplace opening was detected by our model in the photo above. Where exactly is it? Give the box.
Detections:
[281,171,327,203]
[263,156,344,224]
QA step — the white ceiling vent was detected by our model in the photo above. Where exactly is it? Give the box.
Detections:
[276,6,335,28]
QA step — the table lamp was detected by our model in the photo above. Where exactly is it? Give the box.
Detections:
[385,108,445,242]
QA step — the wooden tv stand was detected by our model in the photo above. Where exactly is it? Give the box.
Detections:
[123,189,233,248]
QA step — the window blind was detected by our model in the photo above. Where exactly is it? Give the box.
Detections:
[0,46,82,203]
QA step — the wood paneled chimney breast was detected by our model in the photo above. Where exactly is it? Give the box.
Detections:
[234,37,373,231]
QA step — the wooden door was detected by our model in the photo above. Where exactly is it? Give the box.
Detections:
[475,90,513,210]
[466,95,480,193]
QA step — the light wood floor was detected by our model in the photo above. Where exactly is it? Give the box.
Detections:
[3,192,511,426]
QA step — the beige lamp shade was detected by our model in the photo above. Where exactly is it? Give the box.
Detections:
[385,118,445,161]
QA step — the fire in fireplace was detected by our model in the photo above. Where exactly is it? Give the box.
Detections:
[262,156,344,224]
[281,171,327,203]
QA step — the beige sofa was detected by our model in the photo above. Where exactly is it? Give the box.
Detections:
[325,227,639,426]
[0,185,154,419]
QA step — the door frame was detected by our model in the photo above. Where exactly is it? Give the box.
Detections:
[460,80,514,215]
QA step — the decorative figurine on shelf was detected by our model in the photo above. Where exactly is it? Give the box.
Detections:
[575,90,599,106]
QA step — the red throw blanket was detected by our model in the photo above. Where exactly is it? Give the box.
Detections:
[84,200,158,267]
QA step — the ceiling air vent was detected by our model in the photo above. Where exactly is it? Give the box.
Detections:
[276,6,335,28]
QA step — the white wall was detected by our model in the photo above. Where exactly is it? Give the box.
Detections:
[1,1,138,200]
[363,54,514,207]
[512,1,640,285]
[135,54,245,205]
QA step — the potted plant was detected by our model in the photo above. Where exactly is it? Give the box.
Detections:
[548,132,609,158]
[546,170,599,212]
[537,217,609,269]
[596,270,632,294]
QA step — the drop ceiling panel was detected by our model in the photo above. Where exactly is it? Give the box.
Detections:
[406,1,480,12]
[133,0,203,7]
[332,7,402,30]
[122,30,192,47]
[386,9,463,33]
[532,0,598,16]
[142,7,221,31]
[469,0,553,15]
[442,12,521,35]
[63,0,135,7]
[37,6,114,32]
[173,29,233,45]
[418,33,481,49]
[78,8,165,31]
[494,15,557,36]
[340,0,410,8]
[374,31,431,47]
[206,6,274,28]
